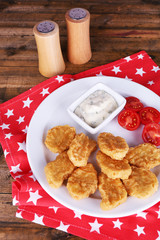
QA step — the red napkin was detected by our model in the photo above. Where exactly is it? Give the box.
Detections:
[0,51,160,240]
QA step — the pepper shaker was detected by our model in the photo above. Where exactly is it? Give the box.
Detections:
[65,8,92,65]
[33,20,65,78]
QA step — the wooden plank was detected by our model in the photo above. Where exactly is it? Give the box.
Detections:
[3,2,160,15]
[0,13,160,29]
[0,28,159,39]
[0,166,12,193]
[1,28,160,39]
[0,227,83,240]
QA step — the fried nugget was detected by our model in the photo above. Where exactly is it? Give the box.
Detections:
[96,151,131,179]
[124,143,160,169]
[98,173,127,210]
[44,151,75,188]
[67,163,98,200]
[45,125,76,153]
[98,132,129,160]
[67,133,97,167]
[123,166,158,199]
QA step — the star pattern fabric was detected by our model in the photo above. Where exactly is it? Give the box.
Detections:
[0,51,160,240]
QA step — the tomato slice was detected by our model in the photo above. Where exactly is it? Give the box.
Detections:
[125,96,140,104]
[140,107,160,125]
[118,109,140,131]
[125,97,144,112]
[142,123,160,146]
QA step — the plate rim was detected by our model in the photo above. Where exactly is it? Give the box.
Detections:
[26,76,160,218]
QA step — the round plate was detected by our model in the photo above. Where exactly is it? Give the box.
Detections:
[26,76,160,218]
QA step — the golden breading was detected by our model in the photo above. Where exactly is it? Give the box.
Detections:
[123,166,158,199]
[98,132,129,160]
[66,163,98,200]
[98,173,127,210]
[124,143,160,169]
[96,151,131,179]
[45,125,76,153]
[67,133,97,167]
[44,151,75,188]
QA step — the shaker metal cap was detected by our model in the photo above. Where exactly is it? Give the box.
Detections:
[69,8,87,20]
[37,21,55,33]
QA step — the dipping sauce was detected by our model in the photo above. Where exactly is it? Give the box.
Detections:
[74,90,118,128]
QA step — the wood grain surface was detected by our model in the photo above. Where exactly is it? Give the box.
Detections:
[1,0,160,239]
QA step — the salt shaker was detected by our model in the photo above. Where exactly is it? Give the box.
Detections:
[65,8,92,65]
[33,20,65,78]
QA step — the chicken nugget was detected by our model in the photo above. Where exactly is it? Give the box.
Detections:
[44,151,75,188]
[98,173,127,210]
[67,163,98,200]
[123,166,158,199]
[45,125,76,153]
[96,151,131,179]
[67,133,97,167]
[124,143,160,169]
[98,132,129,160]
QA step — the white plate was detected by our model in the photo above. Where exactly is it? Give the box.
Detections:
[26,76,160,218]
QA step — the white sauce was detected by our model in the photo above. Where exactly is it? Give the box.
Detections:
[74,90,118,128]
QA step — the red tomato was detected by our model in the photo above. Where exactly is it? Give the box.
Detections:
[125,97,144,112]
[142,123,160,146]
[118,109,141,131]
[140,107,160,125]
[125,96,140,103]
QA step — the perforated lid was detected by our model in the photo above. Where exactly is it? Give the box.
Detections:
[69,8,87,20]
[37,21,55,33]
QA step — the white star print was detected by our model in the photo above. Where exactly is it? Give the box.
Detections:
[138,54,144,59]
[13,196,19,205]
[89,219,103,234]
[10,163,22,174]
[134,225,145,236]
[5,133,13,139]
[23,97,33,108]
[113,219,123,229]
[156,231,160,240]
[22,126,28,134]
[0,123,10,130]
[136,211,147,219]
[147,80,154,86]
[96,71,104,76]
[135,68,146,77]
[40,88,50,97]
[15,175,23,179]
[152,66,160,73]
[111,66,122,75]
[29,188,33,191]
[16,116,25,124]
[4,149,9,158]
[124,56,132,62]
[156,209,160,218]
[125,75,132,81]
[4,109,14,118]
[32,214,44,225]
[56,221,70,232]
[29,174,36,181]
[16,211,22,218]
[17,141,26,152]
[55,75,64,83]
[74,211,83,219]
[48,206,59,213]
[26,190,42,205]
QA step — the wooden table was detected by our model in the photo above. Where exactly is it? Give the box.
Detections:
[1,0,160,239]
